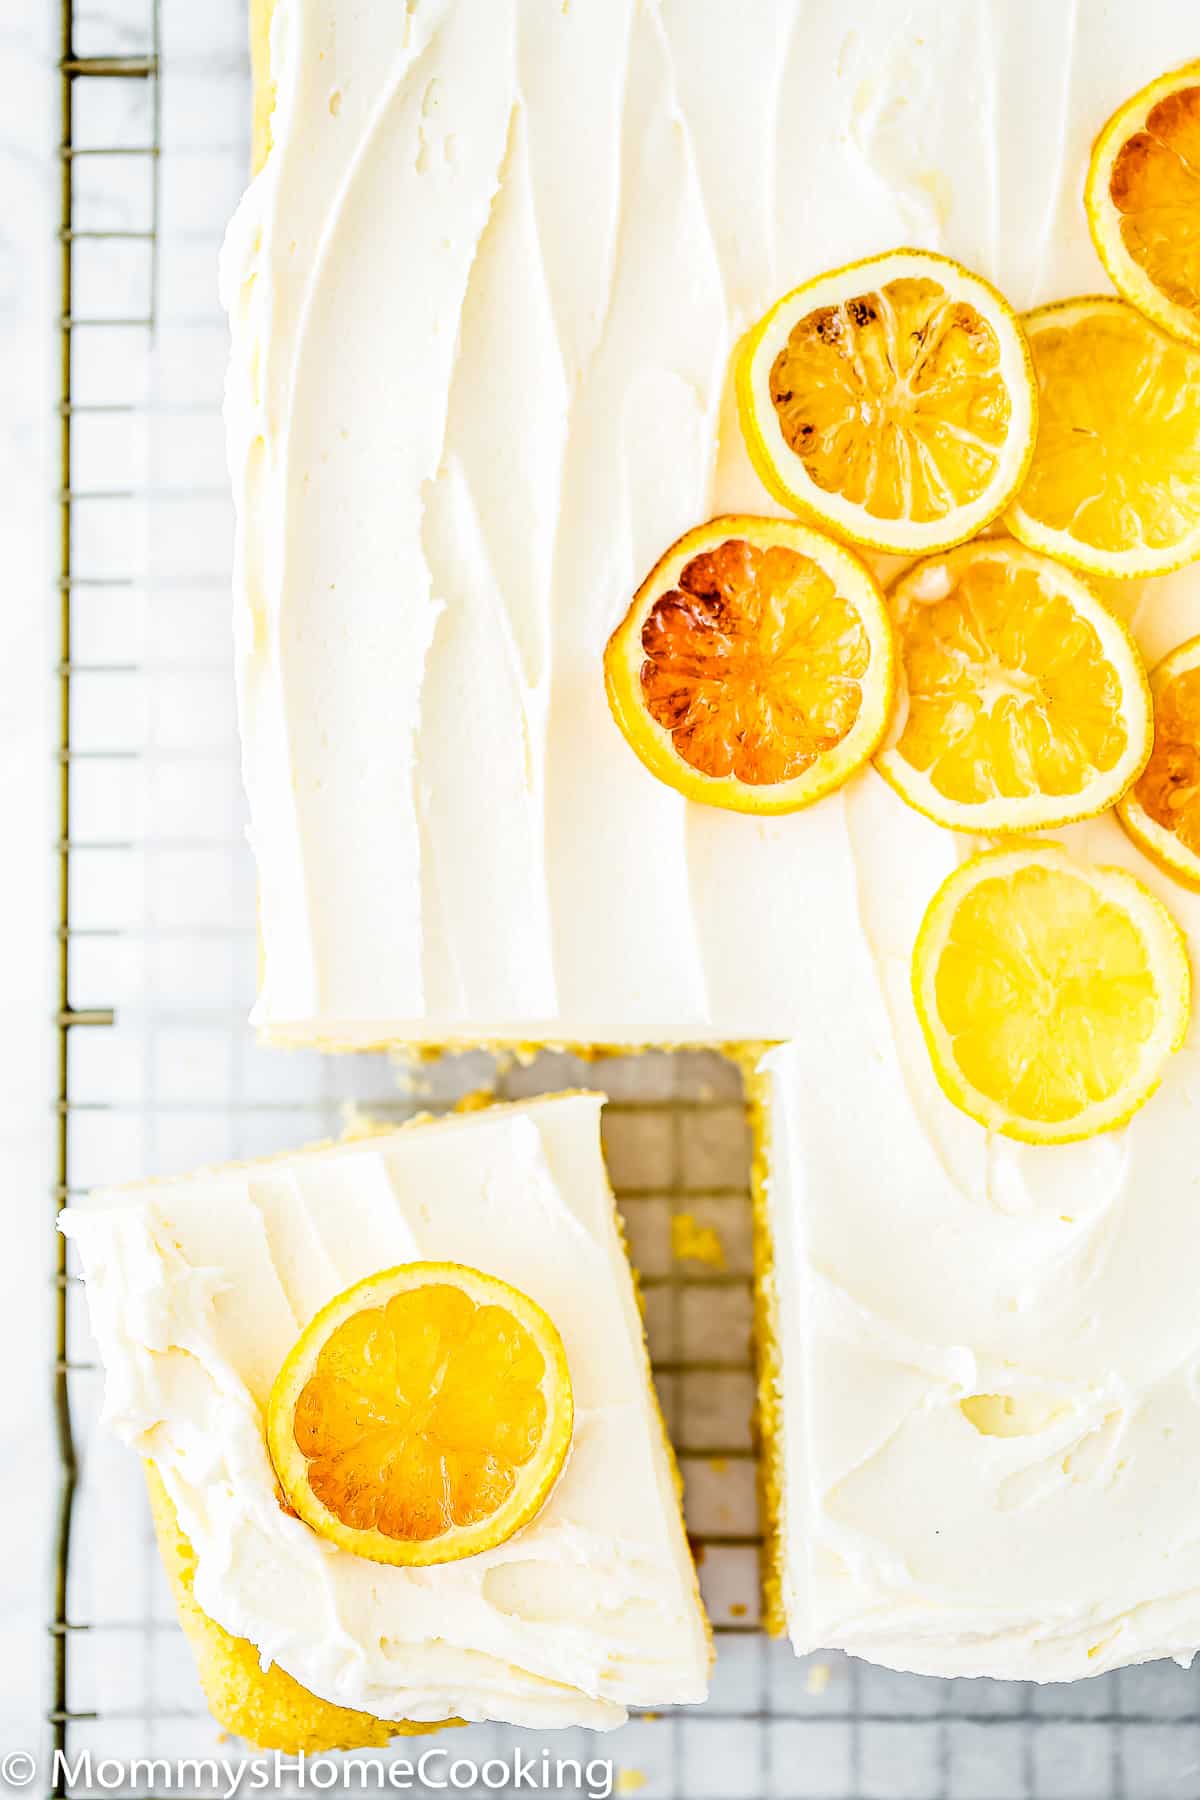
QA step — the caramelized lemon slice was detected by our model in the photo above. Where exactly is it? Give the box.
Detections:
[1006,297,1200,578]
[604,516,895,815]
[267,1263,573,1567]
[1086,62,1200,349]
[736,249,1037,555]
[1118,634,1200,890]
[913,844,1190,1144]
[876,540,1151,833]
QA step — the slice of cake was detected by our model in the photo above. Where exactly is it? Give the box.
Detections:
[751,802,1200,1681]
[61,1096,711,1744]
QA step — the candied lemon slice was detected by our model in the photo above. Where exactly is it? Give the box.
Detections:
[604,515,895,815]
[267,1263,573,1567]
[736,248,1037,555]
[875,540,1151,833]
[1086,62,1200,349]
[912,844,1190,1144]
[1118,634,1200,890]
[1006,297,1200,578]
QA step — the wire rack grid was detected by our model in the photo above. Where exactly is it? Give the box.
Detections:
[49,2,1200,1798]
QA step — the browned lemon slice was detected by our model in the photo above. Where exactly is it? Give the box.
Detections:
[876,540,1151,832]
[1087,62,1200,348]
[604,516,895,815]
[736,249,1037,555]
[267,1263,573,1568]
[1118,633,1200,890]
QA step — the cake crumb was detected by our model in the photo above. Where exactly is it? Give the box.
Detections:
[730,1602,747,1618]
[806,1661,831,1696]
[615,1774,646,1796]
[671,1212,726,1269]
[709,1456,728,1474]
[456,1088,496,1114]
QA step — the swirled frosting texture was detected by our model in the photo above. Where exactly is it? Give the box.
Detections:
[759,789,1200,1677]
[61,1099,709,1727]
[226,0,1200,1046]
[223,0,1200,1682]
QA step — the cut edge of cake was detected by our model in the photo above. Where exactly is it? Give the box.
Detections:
[738,1048,787,1642]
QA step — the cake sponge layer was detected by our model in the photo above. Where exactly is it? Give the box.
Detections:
[144,1465,445,1752]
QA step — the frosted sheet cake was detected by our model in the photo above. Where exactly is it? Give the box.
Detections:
[61,1098,711,1744]
[227,0,1192,1048]
[218,0,1200,1699]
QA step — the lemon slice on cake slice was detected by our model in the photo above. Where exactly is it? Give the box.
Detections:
[267,1263,574,1567]
[1086,62,1200,349]
[912,843,1190,1144]
[604,516,895,814]
[876,540,1152,833]
[1006,297,1200,578]
[736,248,1037,556]
[1117,634,1200,890]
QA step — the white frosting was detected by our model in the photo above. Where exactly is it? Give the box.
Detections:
[758,786,1200,1679]
[219,0,1200,1685]
[60,1098,709,1728]
[224,0,1200,1046]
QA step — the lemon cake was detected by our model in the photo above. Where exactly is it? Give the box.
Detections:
[219,0,1200,1693]
[61,1097,711,1743]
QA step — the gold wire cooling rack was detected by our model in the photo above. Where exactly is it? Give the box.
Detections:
[49,3,1200,1798]
[52,0,159,1785]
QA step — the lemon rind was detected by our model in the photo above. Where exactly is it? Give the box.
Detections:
[1006,296,1200,580]
[912,842,1192,1146]
[1117,632,1200,891]
[267,1260,575,1569]
[1120,797,1200,893]
[736,247,1039,557]
[1085,61,1200,352]
[604,513,897,816]
[875,539,1154,833]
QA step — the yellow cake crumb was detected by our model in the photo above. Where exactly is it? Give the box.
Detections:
[454,1087,498,1113]
[671,1212,726,1269]
[615,1773,647,1796]
[806,1662,831,1696]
